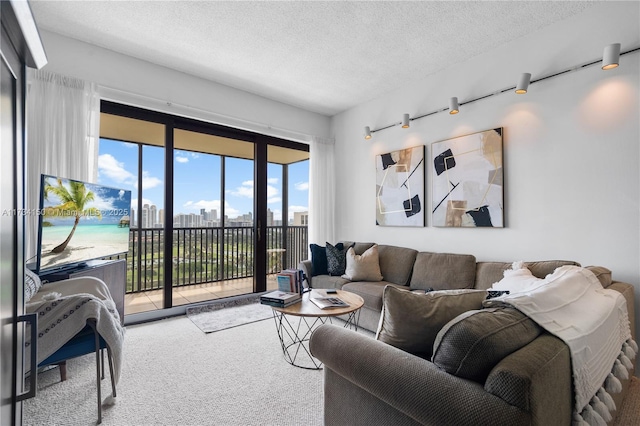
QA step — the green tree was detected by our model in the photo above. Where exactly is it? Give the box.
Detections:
[44,178,102,253]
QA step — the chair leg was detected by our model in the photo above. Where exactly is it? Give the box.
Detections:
[107,346,117,398]
[58,361,67,381]
[101,348,105,380]
[94,327,102,424]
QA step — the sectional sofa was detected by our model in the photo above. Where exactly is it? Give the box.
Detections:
[301,242,636,425]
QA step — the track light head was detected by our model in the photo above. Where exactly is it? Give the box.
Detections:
[449,97,459,115]
[602,43,621,70]
[402,114,410,128]
[515,73,531,94]
[364,126,372,140]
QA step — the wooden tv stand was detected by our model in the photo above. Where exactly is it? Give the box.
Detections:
[38,259,126,325]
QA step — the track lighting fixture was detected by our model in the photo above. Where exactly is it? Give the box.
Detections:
[402,114,410,128]
[515,73,531,94]
[363,43,636,138]
[602,43,621,70]
[449,97,459,115]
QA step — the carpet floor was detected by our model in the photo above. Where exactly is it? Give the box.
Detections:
[23,315,325,426]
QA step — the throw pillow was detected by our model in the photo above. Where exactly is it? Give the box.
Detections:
[375,286,488,359]
[341,244,383,282]
[309,243,328,276]
[432,307,542,383]
[326,242,351,276]
[24,268,42,302]
[491,261,544,294]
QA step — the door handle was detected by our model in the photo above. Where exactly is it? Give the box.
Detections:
[16,313,37,401]
[257,220,261,242]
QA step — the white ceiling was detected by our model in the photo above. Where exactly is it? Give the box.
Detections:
[30,1,596,116]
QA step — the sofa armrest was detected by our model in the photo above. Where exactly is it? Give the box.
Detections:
[484,333,572,425]
[298,260,312,287]
[310,324,528,426]
[608,281,635,339]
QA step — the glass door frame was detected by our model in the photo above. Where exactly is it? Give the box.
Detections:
[101,100,309,312]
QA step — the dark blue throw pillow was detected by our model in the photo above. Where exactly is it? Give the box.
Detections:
[310,243,329,276]
[326,242,351,276]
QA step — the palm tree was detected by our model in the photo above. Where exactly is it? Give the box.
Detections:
[44,178,102,253]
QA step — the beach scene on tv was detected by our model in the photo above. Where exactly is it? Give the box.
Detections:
[38,175,132,273]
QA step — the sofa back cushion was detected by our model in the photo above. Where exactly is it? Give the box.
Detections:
[376,245,418,285]
[474,260,581,290]
[432,307,542,383]
[376,286,487,359]
[339,241,375,256]
[409,252,476,291]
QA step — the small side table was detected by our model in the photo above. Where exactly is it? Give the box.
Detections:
[271,289,364,369]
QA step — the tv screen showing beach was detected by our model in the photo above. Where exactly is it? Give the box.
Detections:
[37,175,132,273]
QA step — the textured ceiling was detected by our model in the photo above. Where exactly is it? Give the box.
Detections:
[30,1,594,116]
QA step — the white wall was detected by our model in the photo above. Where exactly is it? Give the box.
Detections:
[331,3,640,340]
[38,30,331,142]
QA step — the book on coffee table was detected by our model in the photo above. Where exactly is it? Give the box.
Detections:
[260,291,302,307]
[310,296,349,309]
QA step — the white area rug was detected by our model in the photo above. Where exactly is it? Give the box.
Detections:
[23,316,325,426]
[186,299,273,333]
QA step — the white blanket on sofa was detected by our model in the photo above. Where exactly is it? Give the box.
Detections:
[25,277,125,386]
[493,265,632,418]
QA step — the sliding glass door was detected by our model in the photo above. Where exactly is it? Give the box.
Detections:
[99,102,309,318]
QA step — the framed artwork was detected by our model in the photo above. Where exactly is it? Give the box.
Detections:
[431,128,503,227]
[376,145,425,227]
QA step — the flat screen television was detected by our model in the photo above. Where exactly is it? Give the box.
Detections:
[35,174,132,274]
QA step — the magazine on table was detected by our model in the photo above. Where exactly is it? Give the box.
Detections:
[310,296,349,309]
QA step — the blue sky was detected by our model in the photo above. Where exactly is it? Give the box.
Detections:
[96,139,309,222]
[42,175,131,225]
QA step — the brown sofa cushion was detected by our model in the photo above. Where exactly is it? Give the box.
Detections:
[432,307,542,383]
[341,281,404,312]
[409,252,476,291]
[376,286,487,359]
[474,260,581,290]
[377,245,418,285]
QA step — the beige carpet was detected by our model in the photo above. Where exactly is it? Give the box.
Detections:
[23,316,325,426]
[615,376,640,426]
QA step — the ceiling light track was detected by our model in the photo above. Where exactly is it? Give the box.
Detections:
[364,46,640,140]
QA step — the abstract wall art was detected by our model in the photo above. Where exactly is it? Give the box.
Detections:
[431,128,503,227]
[376,145,425,227]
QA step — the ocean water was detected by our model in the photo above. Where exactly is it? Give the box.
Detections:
[42,224,130,245]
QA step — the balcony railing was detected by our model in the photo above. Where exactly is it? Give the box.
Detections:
[111,226,308,294]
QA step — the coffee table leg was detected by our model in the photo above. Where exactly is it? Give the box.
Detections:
[272,310,325,370]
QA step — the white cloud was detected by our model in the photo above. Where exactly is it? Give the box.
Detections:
[98,154,136,186]
[134,171,162,190]
[228,180,281,202]
[98,154,162,191]
[294,181,309,191]
[267,177,279,185]
[118,190,125,200]
[175,156,189,163]
[228,181,254,198]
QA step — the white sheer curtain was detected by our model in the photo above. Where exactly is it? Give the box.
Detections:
[25,69,100,262]
[308,135,336,246]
